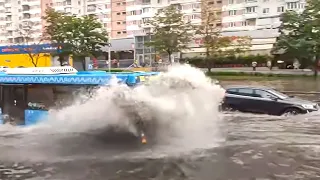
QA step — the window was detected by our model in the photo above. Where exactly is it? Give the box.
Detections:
[116,2,121,5]
[130,11,136,15]
[263,0,269,2]
[229,22,236,27]
[117,21,121,24]
[122,11,126,15]
[122,21,126,24]
[262,8,269,14]
[192,3,200,8]
[245,6,256,13]
[254,89,278,99]
[117,31,121,34]
[268,89,288,99]
[142,8,150,13]
[122,2,126,5]
[242,21,247,26]
[116,12,120,15]
[229,10,236,15]
[157,0,161,3]
[217,0,222,3]
[226,88,238,94]
[277,6,284,12]
[238,88,254,97]
[287,2,298,9]
[208,1,214,5]
[299,3,305,9]
[228,0,234,4]
[122,31,127,34]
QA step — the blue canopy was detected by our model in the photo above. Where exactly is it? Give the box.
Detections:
[0,71,159,85]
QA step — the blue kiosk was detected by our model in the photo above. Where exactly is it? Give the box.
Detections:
[0,66,159,126]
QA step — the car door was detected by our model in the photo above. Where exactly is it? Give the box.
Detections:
[250,89,283,115]
[225,88,257,113]
[235,88,263,113]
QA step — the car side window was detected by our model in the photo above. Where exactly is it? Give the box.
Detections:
[254,89,277,99]
[226,88,238,94]
[237,88,255,97]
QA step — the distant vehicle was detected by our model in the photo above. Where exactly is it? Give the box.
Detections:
[222,85,319,116]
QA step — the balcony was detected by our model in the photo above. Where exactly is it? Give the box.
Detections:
[4,3,11,8]
[242,12,258,19]
[141,0,151,5]
[64,0,72,5]
[285,0,300,2]
[5,26,13,31]
[243,0,258,7]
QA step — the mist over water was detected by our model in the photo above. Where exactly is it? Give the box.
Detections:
[0,64,226,162]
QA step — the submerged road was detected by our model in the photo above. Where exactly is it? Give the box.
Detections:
[0,78,320,180]
[2,113,320,180]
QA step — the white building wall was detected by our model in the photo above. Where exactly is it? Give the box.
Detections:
[221,0,306,54]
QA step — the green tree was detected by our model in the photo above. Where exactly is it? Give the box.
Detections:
[274,0,320,76]
[196,0,251,72]
[145,4,194,63]
[42,8,108,68]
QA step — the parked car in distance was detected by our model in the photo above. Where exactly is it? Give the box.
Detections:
[222,85,319,116]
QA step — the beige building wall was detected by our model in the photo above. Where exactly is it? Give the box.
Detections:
[110,0,127,38]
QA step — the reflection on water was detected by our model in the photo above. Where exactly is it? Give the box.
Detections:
[2,78,320,179]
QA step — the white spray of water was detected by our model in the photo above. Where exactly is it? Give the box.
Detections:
[0,65,226,160]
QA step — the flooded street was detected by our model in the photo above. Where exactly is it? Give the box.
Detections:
[1,77,320,180]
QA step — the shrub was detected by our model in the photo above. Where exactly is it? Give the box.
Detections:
[185,54,272,68]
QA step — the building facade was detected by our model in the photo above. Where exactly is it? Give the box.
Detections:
[221,0,306,55]
[0,0,223,64]
[133,0,223,64]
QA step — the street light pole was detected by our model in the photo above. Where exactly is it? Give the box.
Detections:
[108,39,111,72]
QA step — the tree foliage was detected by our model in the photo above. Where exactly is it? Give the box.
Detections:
[42,8,108,65]
[273,0,320,76]
[196,0,251,71]
[145,4,194,62]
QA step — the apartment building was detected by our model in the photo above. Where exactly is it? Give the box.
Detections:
[132,0,223,64]
[0,0,222,63]
[0,0,112,45]
[221,0,306,55]
[0,0,42,45]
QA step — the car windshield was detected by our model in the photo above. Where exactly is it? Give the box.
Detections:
[269,89,289,99]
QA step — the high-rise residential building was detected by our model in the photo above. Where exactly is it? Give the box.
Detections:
[133,0,223,63]
[0,0,223,63]
[0,0,112,45]
[221,0,306,55]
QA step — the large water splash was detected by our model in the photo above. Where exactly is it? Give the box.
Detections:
[0,64,226,161]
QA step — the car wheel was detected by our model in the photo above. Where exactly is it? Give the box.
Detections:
[282,108,301,116]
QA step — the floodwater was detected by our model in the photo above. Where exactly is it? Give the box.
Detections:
[1,66,320,180]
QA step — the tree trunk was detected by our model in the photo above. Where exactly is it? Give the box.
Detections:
[168,52,171,64]
[314,55,319,77]
[58,54,64,66]
[82,58,86,71]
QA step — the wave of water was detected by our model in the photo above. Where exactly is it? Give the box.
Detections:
[0,64,226,162]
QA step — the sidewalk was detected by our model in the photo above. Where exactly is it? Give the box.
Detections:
[205,67,314,75]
